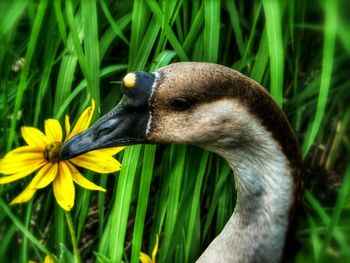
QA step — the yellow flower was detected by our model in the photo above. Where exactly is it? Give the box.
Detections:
[0,100,124,211]
[43,255,55,263]
[29,254,55,263]
[139,235,159,263]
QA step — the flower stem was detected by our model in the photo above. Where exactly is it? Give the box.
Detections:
[65,211,81,263]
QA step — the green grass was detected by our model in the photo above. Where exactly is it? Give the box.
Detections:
[1,0,350,262]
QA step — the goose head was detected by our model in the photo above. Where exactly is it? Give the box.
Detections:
[61,62,302,262]
[61,62,299,163]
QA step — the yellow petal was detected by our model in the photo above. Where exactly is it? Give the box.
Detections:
[45,119,63,142]
[95,147,125,156]
[0,160,46,184]
[53,162,75,211]
[65,115,71,139]
[0,146,44,174]
[9,163,52,204]
[139,252,153,263]
[36,163,58,189]
[44,255,55,263]
[10,186,37,205]
[0,145,42,156]
[70,150,121,173]
[152,235,159,262]
[66,161,106,192]
[66,99,95,141]
[21,127,51,148]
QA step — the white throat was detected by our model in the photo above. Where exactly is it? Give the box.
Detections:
[146,72,161,135]
[196,103,293,263]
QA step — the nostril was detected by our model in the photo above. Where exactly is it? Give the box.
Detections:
[94,127,112,140]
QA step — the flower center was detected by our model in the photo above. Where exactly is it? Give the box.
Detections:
[44,142,62,162]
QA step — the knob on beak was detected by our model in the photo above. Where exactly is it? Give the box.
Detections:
[61,72,156,159]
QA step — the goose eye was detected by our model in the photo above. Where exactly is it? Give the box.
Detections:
[169,98,193,111]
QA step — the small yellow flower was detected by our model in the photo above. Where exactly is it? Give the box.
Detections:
[139,235,159,263]
[43,255,55,263]
[0,100,124,211]
[29,254,55,263]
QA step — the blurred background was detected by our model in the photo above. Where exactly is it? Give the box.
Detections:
[0,0,349,262]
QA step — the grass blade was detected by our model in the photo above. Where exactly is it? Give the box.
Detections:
[262,0,284,107]
[7,0,48,151]
[184,151,209,262]
[99,0,129,45]
[250,28,269,83]
[302,0,338,156]
[318,164,350,262]
[129,0,150,70]
[54,0,67,45]
[109,145,142,263]
[0,198,53,258]
[146,0,189,61]
[82,0,101,107]
[204,0,220,63]
[130,145,156,263]
[225,0,244,56]
[160,145,187,262]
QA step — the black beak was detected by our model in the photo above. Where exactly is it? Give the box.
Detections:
[60,72,156,159]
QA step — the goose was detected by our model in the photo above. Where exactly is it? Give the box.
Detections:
[61,62,303,263]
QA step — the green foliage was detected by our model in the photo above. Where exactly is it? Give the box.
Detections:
[0,0,350,262]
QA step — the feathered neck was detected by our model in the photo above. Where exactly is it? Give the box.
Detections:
[196,104,300,263]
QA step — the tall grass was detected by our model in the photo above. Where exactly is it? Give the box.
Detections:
[1,0,350,262]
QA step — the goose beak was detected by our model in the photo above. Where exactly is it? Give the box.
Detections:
[60,71,156,160]
[60,101,149,159]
